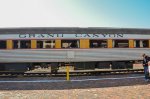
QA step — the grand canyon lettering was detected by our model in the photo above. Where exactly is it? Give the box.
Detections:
[19,33,124,39]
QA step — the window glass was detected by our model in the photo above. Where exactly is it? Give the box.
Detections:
[134,40,149,48]
[61,40,79,48]
[113,40,129,48]
[37,40,55,48]
[90,40,107,48]
[0,40,6,49]
[13,40,31,49]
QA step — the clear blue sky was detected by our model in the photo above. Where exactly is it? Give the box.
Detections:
[74,0,150,28]
[0,0,149,28]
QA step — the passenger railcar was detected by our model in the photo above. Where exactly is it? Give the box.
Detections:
[0,27,150,72]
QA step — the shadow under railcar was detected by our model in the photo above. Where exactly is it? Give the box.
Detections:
[0,60,143,76]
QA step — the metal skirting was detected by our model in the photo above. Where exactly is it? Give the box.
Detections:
[0,48,149,63]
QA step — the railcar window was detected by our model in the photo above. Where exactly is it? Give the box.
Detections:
[13,40,19,48]
[37,40,55,48]
[0,41,6,49]
[134,40,149,48]
[61,40,79,48]
[13,40,31,49]
[113,40,129,48]
[90,40,107,48]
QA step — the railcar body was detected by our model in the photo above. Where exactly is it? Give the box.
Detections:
[0,27,150,71]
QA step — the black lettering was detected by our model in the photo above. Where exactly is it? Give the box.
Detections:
[101,34,108,37]
[109,34,116,37]
[84,34,91,37]
[117,34,124,37]
[19,34,27,38]
[57,34,63,37]
[29,34,35,38]
[93,34,99,37]
[75,34,82,37]
[47,34,54,37]
[37,34,45,38]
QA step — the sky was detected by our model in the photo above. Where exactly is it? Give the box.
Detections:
[0,0,149,28]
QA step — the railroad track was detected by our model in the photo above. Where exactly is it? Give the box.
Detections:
[0,69,144,77]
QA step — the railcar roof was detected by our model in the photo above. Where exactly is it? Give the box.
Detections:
[0,27,150,34]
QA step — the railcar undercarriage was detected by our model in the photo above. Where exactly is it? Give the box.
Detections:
[0,61,143,73]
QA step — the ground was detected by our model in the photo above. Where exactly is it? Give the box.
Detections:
[0,74,150,99]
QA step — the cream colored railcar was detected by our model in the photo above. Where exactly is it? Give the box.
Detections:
[0,27,150,71]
